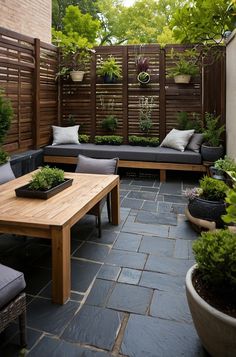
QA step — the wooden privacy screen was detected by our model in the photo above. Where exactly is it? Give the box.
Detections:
[0,27,58,153]
[0,26,225,153]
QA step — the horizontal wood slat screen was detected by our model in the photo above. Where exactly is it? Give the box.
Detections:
[0,26,225,153]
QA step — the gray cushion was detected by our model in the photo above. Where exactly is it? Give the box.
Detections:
[0,264,26,308]
[44,144,202,164]
[0,162,16,185]
[52,125,80,145]
[76,155,118,174]
[186,133,204,153]
[160,129,194,152]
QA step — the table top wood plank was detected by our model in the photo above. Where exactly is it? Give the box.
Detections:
[0,172,119,227]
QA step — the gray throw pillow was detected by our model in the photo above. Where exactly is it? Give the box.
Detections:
[0,162,16,184]
[160,129,194,152]
[52,125,80,145]
[186,133,204,153]
[75,155,118,174]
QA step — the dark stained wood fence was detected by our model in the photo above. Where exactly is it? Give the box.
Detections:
[0,27,226,153]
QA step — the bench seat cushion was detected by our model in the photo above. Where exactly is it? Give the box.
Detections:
[0,264,26,308]
[43,144,202,164]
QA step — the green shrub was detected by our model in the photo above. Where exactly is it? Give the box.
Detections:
[193,229,236,286]
[139,97,154,135]
[97,56,122,80]
[0,148,9,165]
[79,134,90,143]
[222,187,236,225]
[199,176,228,201]
[0,89,13,146]
[101,115,118,132]
[203,112,225,147]
[177,111,203,132]
[29,166,65,191]
[94,135,123,145]
[214,156,236,173]
[129,135,159,147]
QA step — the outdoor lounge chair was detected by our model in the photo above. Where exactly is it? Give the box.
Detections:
[75,154,119,237]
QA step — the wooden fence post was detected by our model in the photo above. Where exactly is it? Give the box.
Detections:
[159,48,166,142]
[122,46,128,143]
[34,38,40,149]
[90,51,96,140]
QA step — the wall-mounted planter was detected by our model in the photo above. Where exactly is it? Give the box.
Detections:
[137,71,150,86]
[70,70,85,82]
[174,74,191,84]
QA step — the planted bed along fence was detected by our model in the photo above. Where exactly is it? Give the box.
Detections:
[0,26,225,154]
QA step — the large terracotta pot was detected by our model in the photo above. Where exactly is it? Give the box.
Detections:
[186,265,236,357]
[188,197,226,228]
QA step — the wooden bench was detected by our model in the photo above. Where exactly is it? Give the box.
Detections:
[43,144,207,182]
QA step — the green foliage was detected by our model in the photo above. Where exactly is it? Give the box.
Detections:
[192,229,236,286]
[167,50,199,78]
[139,97,154,135]
[203,112,225,147]
[177,111,203,132]
[137,72,150,84]
[29,166,65,191]
[94,135,123,145]
[222,187,236,224]
[101,115,118,132]
[214,156,236,173]
[171,0,235,44]
[97,57,122,80]
[199,176,229,201]
[79,134,90,143]
[0,148,9,165]
[129,136,159,147]
[136,56,149,73]
[0,89,13,146]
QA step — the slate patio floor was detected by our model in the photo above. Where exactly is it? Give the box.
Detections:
[0,171,210,357]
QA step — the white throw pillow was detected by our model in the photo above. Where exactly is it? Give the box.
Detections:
[52,125,80,145]
[160,129,194,152]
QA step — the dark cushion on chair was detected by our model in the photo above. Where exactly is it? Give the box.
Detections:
[0,264,26,308]
[0,162,16,185]
[75,155,118,174]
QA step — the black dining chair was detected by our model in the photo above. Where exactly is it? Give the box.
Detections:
[75,154,119,238]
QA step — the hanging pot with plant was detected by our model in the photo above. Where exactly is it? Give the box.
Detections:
[136,56,150,86]
[167,49,199,84]
[137,71,151,85]
[97,56,122,84]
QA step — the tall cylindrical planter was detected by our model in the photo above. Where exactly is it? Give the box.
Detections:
[186,265,236,357]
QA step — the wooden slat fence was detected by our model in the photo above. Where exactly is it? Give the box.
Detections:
[0,26,226,153]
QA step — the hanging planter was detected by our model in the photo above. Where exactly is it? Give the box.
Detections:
[174,74,191,84]
[137,71,150,86]
[70,70,85,82]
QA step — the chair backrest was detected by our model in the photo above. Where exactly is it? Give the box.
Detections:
[75,155,119,175]
[0,162,16,185]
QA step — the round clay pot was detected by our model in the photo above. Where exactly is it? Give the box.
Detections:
[188,197,226,228]
[174,74,191,83]
[70,71,85,82]
[186,265,236,357]
[201,144,224,162]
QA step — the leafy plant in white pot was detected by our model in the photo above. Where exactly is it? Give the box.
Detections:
[186,227,236,357]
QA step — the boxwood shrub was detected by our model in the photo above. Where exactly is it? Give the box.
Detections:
[94,135,123,145]
[79,134,90,143]
[129,135,159,147]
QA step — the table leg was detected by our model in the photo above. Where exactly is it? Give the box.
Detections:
[111,182,120,225]
[51,225,71,304]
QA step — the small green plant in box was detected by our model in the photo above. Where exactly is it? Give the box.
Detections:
[29,166,65,191]
[129,136,159,147]
[79,134,90,143]
[94,135,123,145]
[101,115,118,132]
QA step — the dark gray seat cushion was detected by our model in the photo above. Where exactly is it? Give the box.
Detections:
[0,264,26,308]
[44,143,202,164]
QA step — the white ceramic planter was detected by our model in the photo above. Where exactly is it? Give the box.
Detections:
[70,70,85,82]
[186,265,236,357]
[174,74,191,83]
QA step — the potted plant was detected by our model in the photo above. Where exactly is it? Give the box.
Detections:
[201,112,225,162]
[55,38,94,82]
[210,156,236,182]
[136,56,150,85]
[101,115,118,133]
[167,50,199,84]
[139,97,154,135]
[97,56,122,83]
[185,176,229,227]
[186,228,236,357]
[15,166,73,199]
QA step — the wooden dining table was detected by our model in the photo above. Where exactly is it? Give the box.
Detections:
[0,171,120,304]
